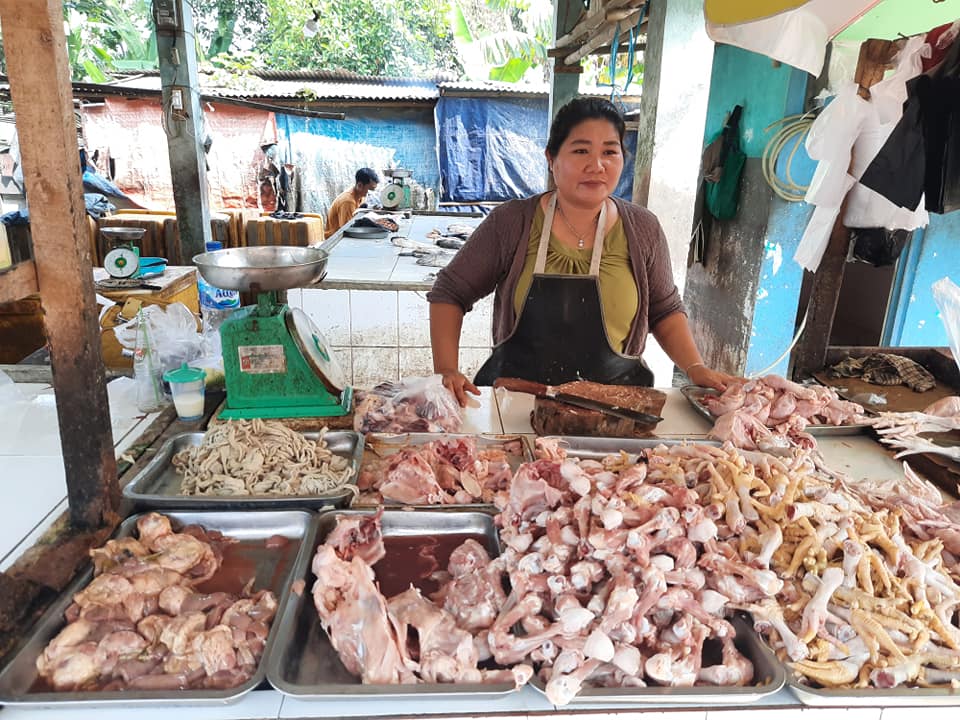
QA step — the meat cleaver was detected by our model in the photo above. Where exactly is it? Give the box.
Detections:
[493,377,663,425]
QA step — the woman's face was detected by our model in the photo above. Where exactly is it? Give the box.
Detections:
[548,118,624,208]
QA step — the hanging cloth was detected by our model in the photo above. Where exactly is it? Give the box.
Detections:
[704,105,746,220]
[860,32,960,214]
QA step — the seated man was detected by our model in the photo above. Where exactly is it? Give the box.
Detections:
[324,167,379,239]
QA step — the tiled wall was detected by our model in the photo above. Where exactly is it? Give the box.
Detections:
[290,288,493,390]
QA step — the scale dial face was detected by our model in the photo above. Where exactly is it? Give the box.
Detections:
[104,247,139,278]
[381,182,404,209]
[286,308,347,393]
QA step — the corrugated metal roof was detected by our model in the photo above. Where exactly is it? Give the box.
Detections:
[4,70,639,103]
[208,80,439,100]
[438,80,550,95]
[107,73,439,101]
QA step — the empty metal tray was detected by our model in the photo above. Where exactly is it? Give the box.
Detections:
[123,430,364,510]
[0,509,315,707]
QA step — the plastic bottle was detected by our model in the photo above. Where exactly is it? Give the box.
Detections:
[197,240,240,336]
[133,308,166,413]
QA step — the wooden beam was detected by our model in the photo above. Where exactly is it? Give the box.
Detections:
[0,260,38,303]
[0,0,119,529]
[791,215,850,378]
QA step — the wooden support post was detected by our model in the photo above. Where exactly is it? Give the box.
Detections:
[0,0,119,528]
[792,215,850,377]
[154,0,212,262]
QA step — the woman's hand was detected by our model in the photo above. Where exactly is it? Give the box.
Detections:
[438,369,481,407]
[688,364,738,392]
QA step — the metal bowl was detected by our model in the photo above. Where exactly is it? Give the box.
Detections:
[343,225,389,239]
[192,246,328,292]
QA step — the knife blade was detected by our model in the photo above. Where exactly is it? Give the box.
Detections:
[550,392,663,425]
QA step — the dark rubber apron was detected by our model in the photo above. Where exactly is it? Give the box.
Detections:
[473,193,653,387]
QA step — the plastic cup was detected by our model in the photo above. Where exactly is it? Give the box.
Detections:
[163,363,206,421]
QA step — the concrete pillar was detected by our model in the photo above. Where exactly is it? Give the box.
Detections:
[683,45,810,378]
[154,0,211,261]
[632,0,715,384]
[548,0,583,130]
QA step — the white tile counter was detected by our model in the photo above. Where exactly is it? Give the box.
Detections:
[0,378,161,571]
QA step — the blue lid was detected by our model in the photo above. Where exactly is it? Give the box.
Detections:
[205,240,223,252]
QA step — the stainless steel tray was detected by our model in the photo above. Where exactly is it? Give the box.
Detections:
[788,672,960,706]
[681,385,869,436]
[540,435,720,463]
[122,430,364,510]
[267,508,522,698]
[0,509,315,707]
[529,614,784,704]
[355,433,532,508]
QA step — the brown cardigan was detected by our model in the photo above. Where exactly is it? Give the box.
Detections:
[426,194,685,356]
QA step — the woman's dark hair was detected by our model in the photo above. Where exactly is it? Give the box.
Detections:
[546,97,626,158]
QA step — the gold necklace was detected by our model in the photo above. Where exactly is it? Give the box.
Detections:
[556,200,600,249]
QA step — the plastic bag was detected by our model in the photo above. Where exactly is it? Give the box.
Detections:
[353,375,463,433]
[933,277,960,374]
[113,302,208,378]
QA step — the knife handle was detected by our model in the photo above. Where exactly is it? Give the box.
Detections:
[493,377,550,396]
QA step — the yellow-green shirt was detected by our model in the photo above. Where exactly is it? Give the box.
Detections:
[512,205,639,352]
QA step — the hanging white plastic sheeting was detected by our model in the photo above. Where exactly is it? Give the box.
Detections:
[704,0,884,76]
[793,36,930,272]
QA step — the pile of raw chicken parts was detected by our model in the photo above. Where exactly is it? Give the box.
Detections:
[313,377,960,703]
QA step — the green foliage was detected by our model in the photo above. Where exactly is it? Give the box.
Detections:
[451,0,553,83]
[202,51,265,93]
[190,0,266,58]
[256,0,462,77]
[0,0,546,83]
[62,0,156,81]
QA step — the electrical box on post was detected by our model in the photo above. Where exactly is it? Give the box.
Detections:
[169,86,188,121]
[152,0,182,32]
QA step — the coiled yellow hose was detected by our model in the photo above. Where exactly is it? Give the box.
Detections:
[761,112,817,202]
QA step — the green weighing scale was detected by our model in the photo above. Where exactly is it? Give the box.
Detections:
[193,246,352,419]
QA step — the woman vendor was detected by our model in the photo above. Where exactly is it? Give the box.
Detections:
[427,97,734,406]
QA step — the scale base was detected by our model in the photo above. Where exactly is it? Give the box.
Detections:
[219,386,353,420]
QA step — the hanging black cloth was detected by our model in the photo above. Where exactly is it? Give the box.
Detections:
[860,33,960,214]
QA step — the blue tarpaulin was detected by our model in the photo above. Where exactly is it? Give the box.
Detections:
[436,96,549,203]
[436,96,636,204]
[276,108,439,213]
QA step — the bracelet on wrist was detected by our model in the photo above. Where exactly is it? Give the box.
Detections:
[685,361,705,375]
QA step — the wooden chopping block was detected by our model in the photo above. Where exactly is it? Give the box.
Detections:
[504,379,667,437]
[532,396,656,437]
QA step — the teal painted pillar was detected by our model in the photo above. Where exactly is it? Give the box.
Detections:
[684,44,811,378]
[154,0,212,262]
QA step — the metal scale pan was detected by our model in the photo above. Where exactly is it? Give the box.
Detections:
[192,245,329,292]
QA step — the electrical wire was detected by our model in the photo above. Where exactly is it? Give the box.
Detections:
[761,112,817,202]
[746,295,811,379]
